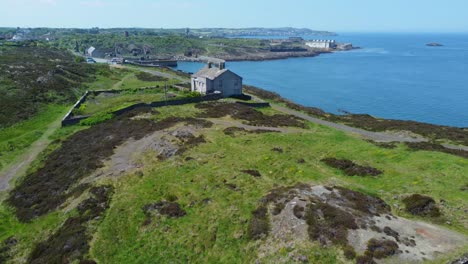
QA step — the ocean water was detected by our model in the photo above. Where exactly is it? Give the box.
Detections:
[176,33,468,127]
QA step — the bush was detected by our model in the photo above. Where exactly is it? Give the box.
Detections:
[321,157,383,177]
[135,72,168,82]
[185,91,201,98]
[402,194,441,217]
[79,112,114,126]
[74,56,85,63]
[247,205,270,240]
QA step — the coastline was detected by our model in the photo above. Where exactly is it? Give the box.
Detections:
[177,46,359,63]
[241,85,468,145]
[177,50,328,62]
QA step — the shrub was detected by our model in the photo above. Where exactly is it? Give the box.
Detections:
[321,158,383,177]
[79,112,114,126]
[402,194,441,217]
[365,238,399,259]
[185,91,202,98]
[247,205,270,240]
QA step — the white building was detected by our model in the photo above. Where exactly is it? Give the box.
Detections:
[305,40,337,49]
[86,46,96,57]
[191,62,243,97]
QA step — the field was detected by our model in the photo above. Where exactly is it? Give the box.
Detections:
[0,44,109,127]
[0,45,467,264]
[0,47,184,189]
[1,100,466,263]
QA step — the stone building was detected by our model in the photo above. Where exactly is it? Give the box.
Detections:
[305,40,337,49]
[191,62,242,97]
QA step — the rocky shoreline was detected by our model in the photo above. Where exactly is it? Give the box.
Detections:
[217,51,325,62]
[177,51,323,62]
[178,46,359,63]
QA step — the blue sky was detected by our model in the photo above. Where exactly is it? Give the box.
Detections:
[1,0,468,32]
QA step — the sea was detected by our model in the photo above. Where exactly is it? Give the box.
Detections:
[175,33,468,127]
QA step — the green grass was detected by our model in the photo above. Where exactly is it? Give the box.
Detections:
[0,202,74,262]
[0,105,67,171]
[85,68,128,91]
[77,88,185,116]
[87,105,467,263]
[1,103,467,263]
[114,73,179,90]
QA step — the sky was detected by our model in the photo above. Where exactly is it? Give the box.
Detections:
[1,0,468,33]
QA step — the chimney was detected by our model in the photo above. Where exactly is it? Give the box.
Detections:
[219,62,225,70]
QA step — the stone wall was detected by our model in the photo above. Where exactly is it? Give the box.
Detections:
[62,93,223,127]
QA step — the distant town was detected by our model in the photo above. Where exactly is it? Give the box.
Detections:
[0,27,354,64]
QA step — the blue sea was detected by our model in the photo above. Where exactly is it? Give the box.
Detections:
[176,33,468,127]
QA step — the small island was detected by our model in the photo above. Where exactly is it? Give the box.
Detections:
[426,42,444,47]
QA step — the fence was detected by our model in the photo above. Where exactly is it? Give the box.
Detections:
[62,93,223,127]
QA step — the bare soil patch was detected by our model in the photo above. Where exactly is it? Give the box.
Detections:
[321,158,383,177]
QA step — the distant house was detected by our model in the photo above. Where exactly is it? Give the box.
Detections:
[191,62,243,97]
[305,40,337,49]
[86,46,96,57]
[11,34,24,41]
[86,46,105,58]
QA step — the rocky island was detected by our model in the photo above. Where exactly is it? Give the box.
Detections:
[426,42,444,47]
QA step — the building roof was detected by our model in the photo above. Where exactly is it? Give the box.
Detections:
[192,67,241,81]
[87,46,96,54]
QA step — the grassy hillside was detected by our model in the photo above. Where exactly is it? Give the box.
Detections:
[0,45,182,180]
[0,44,111,127]
[0,45,466,263]
[0,99,466,263]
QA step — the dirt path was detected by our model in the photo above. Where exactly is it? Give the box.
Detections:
[0,113,65,192]
[270,104,468,151]
[271,104,425,143]
[111,73,133,90]
[208,118,308,134]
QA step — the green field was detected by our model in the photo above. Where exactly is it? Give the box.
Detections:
[0,44,466,264]
[0,105,67,172]
[1,101,466,263]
